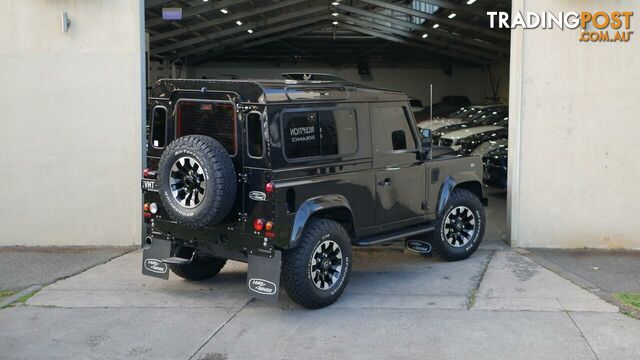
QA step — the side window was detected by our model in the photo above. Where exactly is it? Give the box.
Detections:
[372,106,416,153]
[283,109,357,160]
[283,111,321,159]
[318,110,357,156]
[246,112,264,158]
[151,106,167,148]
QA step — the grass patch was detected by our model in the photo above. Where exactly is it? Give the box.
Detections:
[468,288,478,309]
[0,291,16,301]
[16,289,39,304]
[614,293,640,310]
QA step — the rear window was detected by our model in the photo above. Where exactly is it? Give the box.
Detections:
[176,101,237,155]
[246,112,264,158]
[283,109,357,160]
[151,106,167,148]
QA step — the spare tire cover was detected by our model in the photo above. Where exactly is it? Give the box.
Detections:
[157,135,236,228]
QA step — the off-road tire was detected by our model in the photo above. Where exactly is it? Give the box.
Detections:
[157,135,236,228]
[282,219,352,309]
[434,189,485,262]
[170,257,227,281]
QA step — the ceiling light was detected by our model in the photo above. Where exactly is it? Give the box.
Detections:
[332,1,340,5]
[432,23,439,28]
[466,0,476,4]
[235,20,242,25]
[332,12,339,16]
[203,0,209,2]
[220,8,228,14]
[448,13,456,19]
[332,21,339,25]
[422,33,428,38]
[247,29,253,33]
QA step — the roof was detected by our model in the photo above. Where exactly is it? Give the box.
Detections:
[150,78,408,104]
[145,0,511,67]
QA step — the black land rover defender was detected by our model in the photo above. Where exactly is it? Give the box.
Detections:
[141,77,487,309]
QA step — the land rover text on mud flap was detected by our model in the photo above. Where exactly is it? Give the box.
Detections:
[141,77,488,309]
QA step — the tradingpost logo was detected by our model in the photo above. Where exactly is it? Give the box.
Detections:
[487,11,634,43]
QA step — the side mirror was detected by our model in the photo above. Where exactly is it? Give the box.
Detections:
[421,128,432,160]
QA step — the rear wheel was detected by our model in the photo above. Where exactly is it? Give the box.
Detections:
[170,256,227,281]
[282,219,352,309]
[434,189,485,261]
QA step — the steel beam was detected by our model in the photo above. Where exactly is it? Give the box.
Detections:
[187,23,330,65]
[357,0,509,41]
[338,4,507,53]
[146,0,251,28]
[337,23,484,65]
[418,0,488,18]
[150,0,310,43]
[175,15,331,58]
[152,5,327,55]
[340,15,501,61]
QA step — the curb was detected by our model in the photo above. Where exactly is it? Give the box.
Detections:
[0,285,42,308]
[516,248,640,319]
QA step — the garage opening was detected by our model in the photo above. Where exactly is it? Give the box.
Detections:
[144,0,511,245]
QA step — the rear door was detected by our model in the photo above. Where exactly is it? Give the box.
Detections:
[173,95,244,229]
[370,102,426,227]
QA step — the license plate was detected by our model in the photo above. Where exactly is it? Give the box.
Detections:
[141,179,158,192]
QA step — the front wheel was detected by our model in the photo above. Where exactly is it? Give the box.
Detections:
[282,219,352,309]
[434,189,485,261]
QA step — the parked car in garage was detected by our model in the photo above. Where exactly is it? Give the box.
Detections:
[141,77,488,309]
[458,128,508,154]
[472,138,508,158]
[483,147,508,189]
[417,105,504,133]
[440,116,508,151]
[432,107,508,145]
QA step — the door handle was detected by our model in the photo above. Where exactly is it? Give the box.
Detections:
[378,177,392,187]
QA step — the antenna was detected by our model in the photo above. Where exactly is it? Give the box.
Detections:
[429,83,433,121]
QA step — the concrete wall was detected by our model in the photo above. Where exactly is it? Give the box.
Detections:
[187,62,492,106]
[0,0,145,246]
[508,0,640,249]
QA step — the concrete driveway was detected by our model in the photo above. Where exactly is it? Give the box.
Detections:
[1,241,638,360]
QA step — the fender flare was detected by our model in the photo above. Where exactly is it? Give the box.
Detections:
[437,176,457,217]
[289,195,353,249]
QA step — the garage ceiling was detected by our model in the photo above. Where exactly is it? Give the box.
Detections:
[145,0,511,67]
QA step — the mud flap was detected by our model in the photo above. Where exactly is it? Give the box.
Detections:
[142,238,171,280]
[247,250,281,302]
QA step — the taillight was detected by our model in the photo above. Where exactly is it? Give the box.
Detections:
[143,168,152,177]
[143,203,150,212]
[253,218,265,231]
[265,182,274,194]
[265,221,274,231]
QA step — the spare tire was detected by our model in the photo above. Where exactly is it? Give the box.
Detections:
[157,135,236,228]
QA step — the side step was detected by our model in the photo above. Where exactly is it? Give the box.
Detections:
[353,223,435,247]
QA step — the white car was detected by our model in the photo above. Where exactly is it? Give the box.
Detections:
[417,105,505,132]
[440,125,505,151]
[472,138,508,157]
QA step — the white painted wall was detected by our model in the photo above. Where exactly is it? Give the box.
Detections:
[188,62,491,106]
[509,0,640,249]
[0,0,145,246]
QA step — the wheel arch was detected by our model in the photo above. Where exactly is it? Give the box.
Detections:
[289,195,354,249]
[437,176,485,217]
